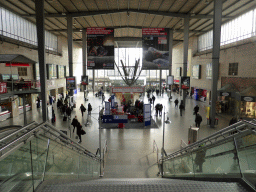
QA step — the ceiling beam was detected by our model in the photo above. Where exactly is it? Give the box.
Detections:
[49,27,206,33]
[73,37,183,42]
[21,9,234,19]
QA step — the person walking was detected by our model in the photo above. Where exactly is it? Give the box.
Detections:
[195,113,202,128]
[71,116,79,133]
[179,101,184,116]
[88,103,92,115]
[194,105,199,115]
[159,104,163,116]
[102,94,105,104]
[37,97,40,108]
[174,98,179,108]
[66,106,72,120]
[80,104,86,117]
[76,122,82,143]
[195,145,206,172]
[152,95,155,106]
[229,117,237,126]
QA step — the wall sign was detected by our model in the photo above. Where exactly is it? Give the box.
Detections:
[0,83,7,94]
[112,87,144,93]
[242,96,255,102]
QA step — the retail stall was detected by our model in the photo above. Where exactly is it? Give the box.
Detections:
[217,83,239,114]
[235,86,256,119]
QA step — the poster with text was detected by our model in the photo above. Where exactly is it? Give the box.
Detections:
[181,76,190,89]
[87,28,114,69]
[142,28,169,69]
[66,77,76,89]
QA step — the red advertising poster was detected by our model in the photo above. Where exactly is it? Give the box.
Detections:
[142,28,169,70]
[87,28,114,70]
[0,83,7,94]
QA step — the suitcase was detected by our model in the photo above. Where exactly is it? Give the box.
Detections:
[63,116,67,121]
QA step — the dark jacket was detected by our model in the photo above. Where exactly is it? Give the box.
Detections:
[88,104,92,111]
[76,123,82,135]
[175,99,179,105]
[179,104,184,110]
[80,105,86,112]
[71,118,79,127]
[194,106,199,113]
[195,114,202,124]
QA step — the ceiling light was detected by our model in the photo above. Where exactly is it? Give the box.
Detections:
[80,29,82,32]
[191,11,195,16]
[205,0,209,4]
[62,12,66,16]
[127,11,130,17]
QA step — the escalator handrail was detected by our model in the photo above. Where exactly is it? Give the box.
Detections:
[0,121,38,143]
[162,120,255,161]
[0,122,101,162]
[42,122,101,160]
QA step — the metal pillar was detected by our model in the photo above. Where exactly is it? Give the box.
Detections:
[169,29,173,99]
[93,69,95,93]
[82,29,87,80]
[35,0,47,121]
[23,94,27,125]
[182,16,189,107]
[67,16,73,96]
[210,0,222,128]
[159,70,162,96]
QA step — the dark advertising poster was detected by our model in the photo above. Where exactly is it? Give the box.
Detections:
[87,28,114,70]
[181,76,190,89]
[142,28,169,70]
[66,77,76,89]
[81,76,88,85]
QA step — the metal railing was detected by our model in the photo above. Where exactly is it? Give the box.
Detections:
[160,120,256,191]
[153,140,159,165]
[0,121,103,191]
[180,139,188,149]
[101,140,108,177]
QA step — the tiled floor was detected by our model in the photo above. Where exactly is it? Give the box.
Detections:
[0,91,232,178]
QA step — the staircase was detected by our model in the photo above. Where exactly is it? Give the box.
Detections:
[0,120,255,192]
[37,178,249,192]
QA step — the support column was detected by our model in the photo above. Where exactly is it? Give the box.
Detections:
[35,0,47,121]
[159,70,162,96]
[67,16,74,96]
[210,0,222,128]
[169,29,173,99]
[23,94,27,125]
[93,69,95,93]
[82,29,87,92]
[182,16,189,107]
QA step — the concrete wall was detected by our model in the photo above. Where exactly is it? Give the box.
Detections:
[172,36,256,91]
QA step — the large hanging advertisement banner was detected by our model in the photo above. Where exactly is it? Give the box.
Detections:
[142,28,169,70]
[87,28,114,70]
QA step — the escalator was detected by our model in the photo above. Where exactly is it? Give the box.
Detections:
[0,122,101,192]
[0,120,255,191]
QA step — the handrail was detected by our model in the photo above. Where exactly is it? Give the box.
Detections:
[0,122,101,162]
[153,140,159,165]
[101,140,108,177]
[180,139,188,149]
[0,121,37,143]
[162,120,255,162]
[42,122,101,161]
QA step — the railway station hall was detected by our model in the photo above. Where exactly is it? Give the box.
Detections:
[0,0,256,191]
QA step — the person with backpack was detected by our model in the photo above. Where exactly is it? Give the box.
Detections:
[195,113,203,128]
[194,105,199,115]
[174,98,179,108]
[179,101,185,116]
[71,116,79,133]
[76,122,82,143]
[152,95,155,106]
[88,103,92,115]
[80,104,86,117]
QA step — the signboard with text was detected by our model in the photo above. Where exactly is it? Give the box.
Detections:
[66,77,76,89]
[87,28,114,69]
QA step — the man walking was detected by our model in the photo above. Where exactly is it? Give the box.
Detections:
[71,116,79,133]
[195,113,203,128]
[88,103,92,115]
[174,98,179,108]
[80,104,86,117]
[194,105,199,115]
[152,95,155,106]
[179,101,184,116]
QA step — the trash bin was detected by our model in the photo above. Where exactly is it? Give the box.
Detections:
[207,118,219,125]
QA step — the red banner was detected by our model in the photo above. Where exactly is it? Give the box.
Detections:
[87,28,114,34]
[0,83,7,94]
[6,63,30,67]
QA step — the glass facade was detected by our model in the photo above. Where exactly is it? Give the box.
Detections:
[198,9,256,52]
[0,7,58,52]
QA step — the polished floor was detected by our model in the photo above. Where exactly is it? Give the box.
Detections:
[0,90,232,178]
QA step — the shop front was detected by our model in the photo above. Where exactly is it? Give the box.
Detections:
[235,86,256,119]
[217,83,238,115]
